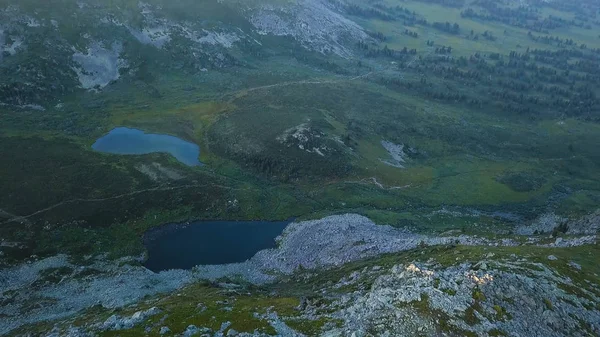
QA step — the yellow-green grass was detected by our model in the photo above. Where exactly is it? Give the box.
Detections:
[351,0,600,59]
[412,158,555,206]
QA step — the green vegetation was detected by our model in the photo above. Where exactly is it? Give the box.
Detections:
[285,318,338,336]
[9,281,303,336]
[472,288,486,302]
[489,328,508,337]
[442,288,457,296]
[10,241,600,336]
[543,298,554,311]
[492,304,509,321]
[1,0,599,266]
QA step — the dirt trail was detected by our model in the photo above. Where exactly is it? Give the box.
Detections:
[226,71,375,102]
[2,71,383,225]
[0,183,245,225]
[0,208,30,225]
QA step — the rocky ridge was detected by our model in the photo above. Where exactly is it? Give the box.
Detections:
[324,260,600,336]
[16,244,600,336]
[2,213,598,336]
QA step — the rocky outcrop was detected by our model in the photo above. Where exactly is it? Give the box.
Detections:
[2,214,598,335]
[72,42,126,90]
[0,256,193,335]
[248,0,369,58]
[567,210,600,235]
[514,212,566,235]
[30,251,600,337]
[321,260,600,336]
[193,214,518,283]
[380,140,408,168]
[100,307,161,331]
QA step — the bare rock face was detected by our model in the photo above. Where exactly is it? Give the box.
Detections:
[72,42,126,90]
[100,307,161,331]
[248,0,369,58]
[567,210,600,235]
[0,256,193,335]
[380,140,408,168]
[514,212,566,235]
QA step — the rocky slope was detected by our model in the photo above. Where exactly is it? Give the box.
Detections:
[0,0,370,109]
[3,212,599,336]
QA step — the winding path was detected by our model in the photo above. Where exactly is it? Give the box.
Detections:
[225,70,375,102]
[0,183,244,225]
[1,69,388,225]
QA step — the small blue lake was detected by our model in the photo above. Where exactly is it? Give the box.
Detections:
[92,127,201,166]
[143,220,292,272]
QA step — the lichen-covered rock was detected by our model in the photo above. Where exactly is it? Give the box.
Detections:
[100,307,161,331]
[323,261,600,337]
[567,210,600,235]
[248,0,369,58]
[515,212,566,235]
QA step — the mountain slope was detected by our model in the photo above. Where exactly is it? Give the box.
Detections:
[1,0,600,335]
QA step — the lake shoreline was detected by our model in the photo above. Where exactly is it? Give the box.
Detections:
[92,127,202,166]
[142,219,293,272]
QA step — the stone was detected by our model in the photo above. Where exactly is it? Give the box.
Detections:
[183,325,200,337]
[568,261,582,270]
[219,321,232,332]
[547,255,558,261]
[159,326,170,335]
[101,315,119,330]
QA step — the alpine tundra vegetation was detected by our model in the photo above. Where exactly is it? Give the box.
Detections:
[0,0,599,336]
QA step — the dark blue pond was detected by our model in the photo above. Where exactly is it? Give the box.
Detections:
[92,127,201,166]
[143,220,292,272]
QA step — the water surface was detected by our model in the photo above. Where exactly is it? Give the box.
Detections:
[92,127,201,166]
[143,220,291,272]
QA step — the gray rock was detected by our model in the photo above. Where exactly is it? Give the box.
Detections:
[159,326,170,335]
[515,212,566,235]
[183,325,200,337]
[547,255,558,261]
[4,213,600,336]
[566,210,600,235]
[100,307,160,331]
[218,321,232,333]
[323,261,600,337]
